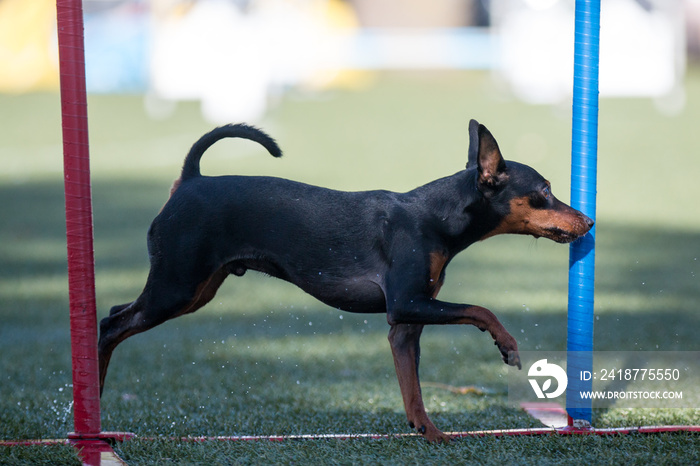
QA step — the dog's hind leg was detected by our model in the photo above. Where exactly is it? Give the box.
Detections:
[98,266,229,395]
[108,302,132,316]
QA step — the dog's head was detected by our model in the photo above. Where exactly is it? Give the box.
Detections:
[467,119,594,243]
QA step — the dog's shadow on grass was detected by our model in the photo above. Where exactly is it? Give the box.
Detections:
[0,179,162,277]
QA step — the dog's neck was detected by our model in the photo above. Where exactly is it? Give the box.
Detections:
[407,169,503,254]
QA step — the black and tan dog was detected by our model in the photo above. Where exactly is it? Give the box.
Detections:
[99,120,593,442]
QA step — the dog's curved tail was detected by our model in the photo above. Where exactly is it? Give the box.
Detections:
[180,123,282,181]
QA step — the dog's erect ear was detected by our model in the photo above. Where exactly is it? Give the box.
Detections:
[467,119,480,170]
[467,121,507,188]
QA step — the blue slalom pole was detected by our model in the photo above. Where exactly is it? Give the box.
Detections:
[566,0,600,427]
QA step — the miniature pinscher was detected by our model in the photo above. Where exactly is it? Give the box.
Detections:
[98,120,593,442]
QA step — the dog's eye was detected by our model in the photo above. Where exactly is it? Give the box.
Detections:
[530,185,551,208]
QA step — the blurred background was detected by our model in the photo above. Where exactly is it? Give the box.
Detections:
[2,0,699,120]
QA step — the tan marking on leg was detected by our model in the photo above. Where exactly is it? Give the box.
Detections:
[179,268,228,316]
[388,324,451,443]
[428,251,448,298]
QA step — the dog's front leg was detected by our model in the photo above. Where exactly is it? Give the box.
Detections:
[388,297,521,370]
[388,323,452,443]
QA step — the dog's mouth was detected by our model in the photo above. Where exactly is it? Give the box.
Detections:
[541,213,594,244]
[543,227,584,244]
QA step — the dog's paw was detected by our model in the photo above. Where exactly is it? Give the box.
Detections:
[508,350,522,370]
[494,334,521,369]
[409,417,451,443]
[417,424,452,444]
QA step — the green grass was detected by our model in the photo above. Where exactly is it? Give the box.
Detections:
[1,69,699,463]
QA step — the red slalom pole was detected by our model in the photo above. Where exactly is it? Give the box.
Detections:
[56,0,101,438]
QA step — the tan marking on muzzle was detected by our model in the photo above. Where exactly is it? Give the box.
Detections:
[482,196,592,243]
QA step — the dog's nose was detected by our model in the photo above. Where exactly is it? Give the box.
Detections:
[583,215,594,228]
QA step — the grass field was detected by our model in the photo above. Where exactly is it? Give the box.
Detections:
[1,69,699,464]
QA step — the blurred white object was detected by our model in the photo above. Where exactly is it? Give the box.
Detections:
[151,0,270,122]
[150,0,353,123]
[494,0,686,105]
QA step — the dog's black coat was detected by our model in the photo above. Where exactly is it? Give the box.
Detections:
[99,120,593,442]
